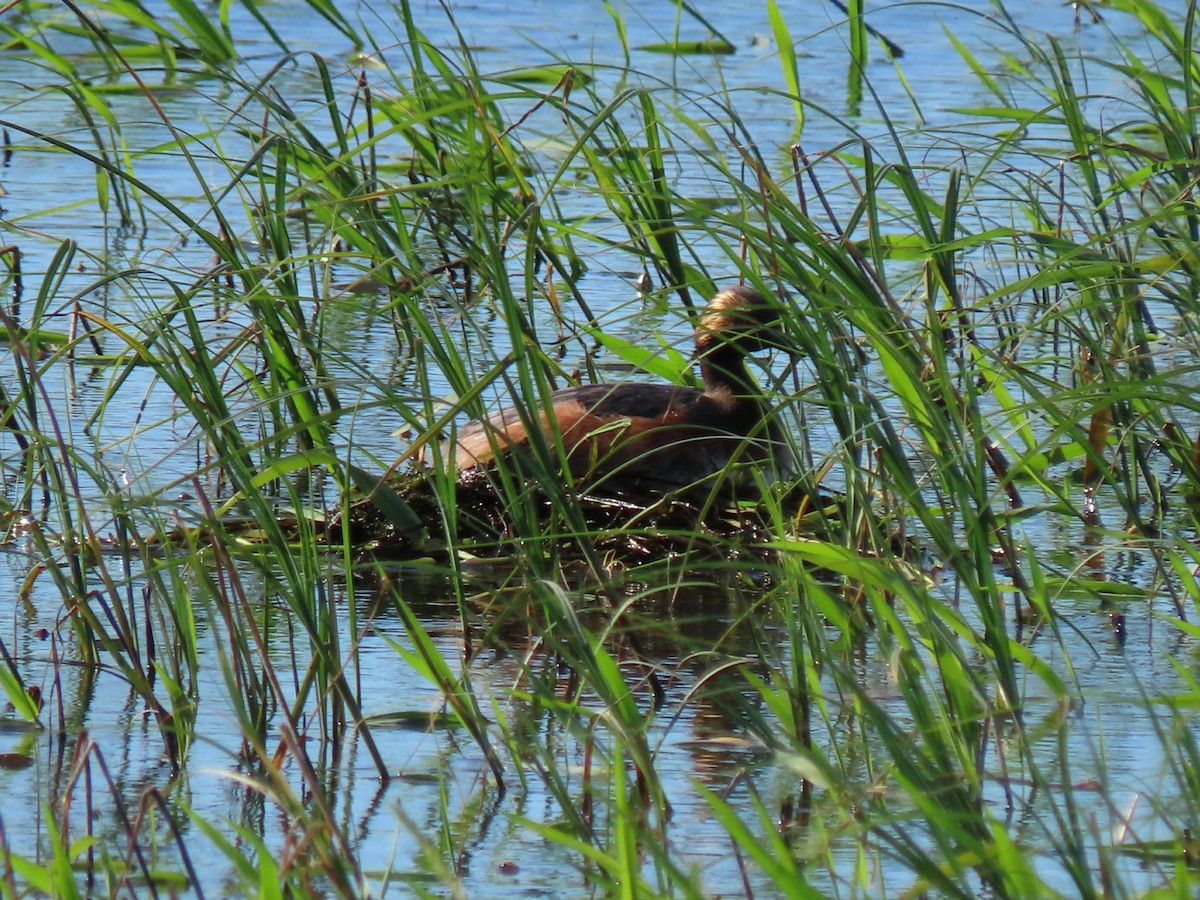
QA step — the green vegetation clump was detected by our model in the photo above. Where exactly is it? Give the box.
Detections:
[0,0,1199,896]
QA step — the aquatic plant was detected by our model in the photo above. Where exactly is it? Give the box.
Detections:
[0,0,1198,896]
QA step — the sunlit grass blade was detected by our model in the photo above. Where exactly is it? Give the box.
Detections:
[767,0,804,134]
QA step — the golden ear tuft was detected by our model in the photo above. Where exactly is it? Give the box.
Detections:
[699,286,779,339]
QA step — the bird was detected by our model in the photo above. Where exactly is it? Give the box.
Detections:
[450,285,792,497]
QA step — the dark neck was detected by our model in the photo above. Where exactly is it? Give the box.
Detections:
[698,344,784,458]
[698,345,762,401]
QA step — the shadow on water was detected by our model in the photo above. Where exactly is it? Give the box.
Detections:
[3,0,1200,893]
[323,559,807,893]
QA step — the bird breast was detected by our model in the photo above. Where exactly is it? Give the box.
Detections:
[452,382,782,493]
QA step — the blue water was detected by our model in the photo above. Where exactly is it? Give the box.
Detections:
[0,0,1195,895]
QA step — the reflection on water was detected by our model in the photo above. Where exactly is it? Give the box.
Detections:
[0,0,1197,894]
[0,526,1192,894]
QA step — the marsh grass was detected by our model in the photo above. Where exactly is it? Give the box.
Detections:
[1,0,1200,895]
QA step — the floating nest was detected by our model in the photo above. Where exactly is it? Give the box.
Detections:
[327,466,847,564]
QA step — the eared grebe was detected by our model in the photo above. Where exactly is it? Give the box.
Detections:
[452,286,792,495]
